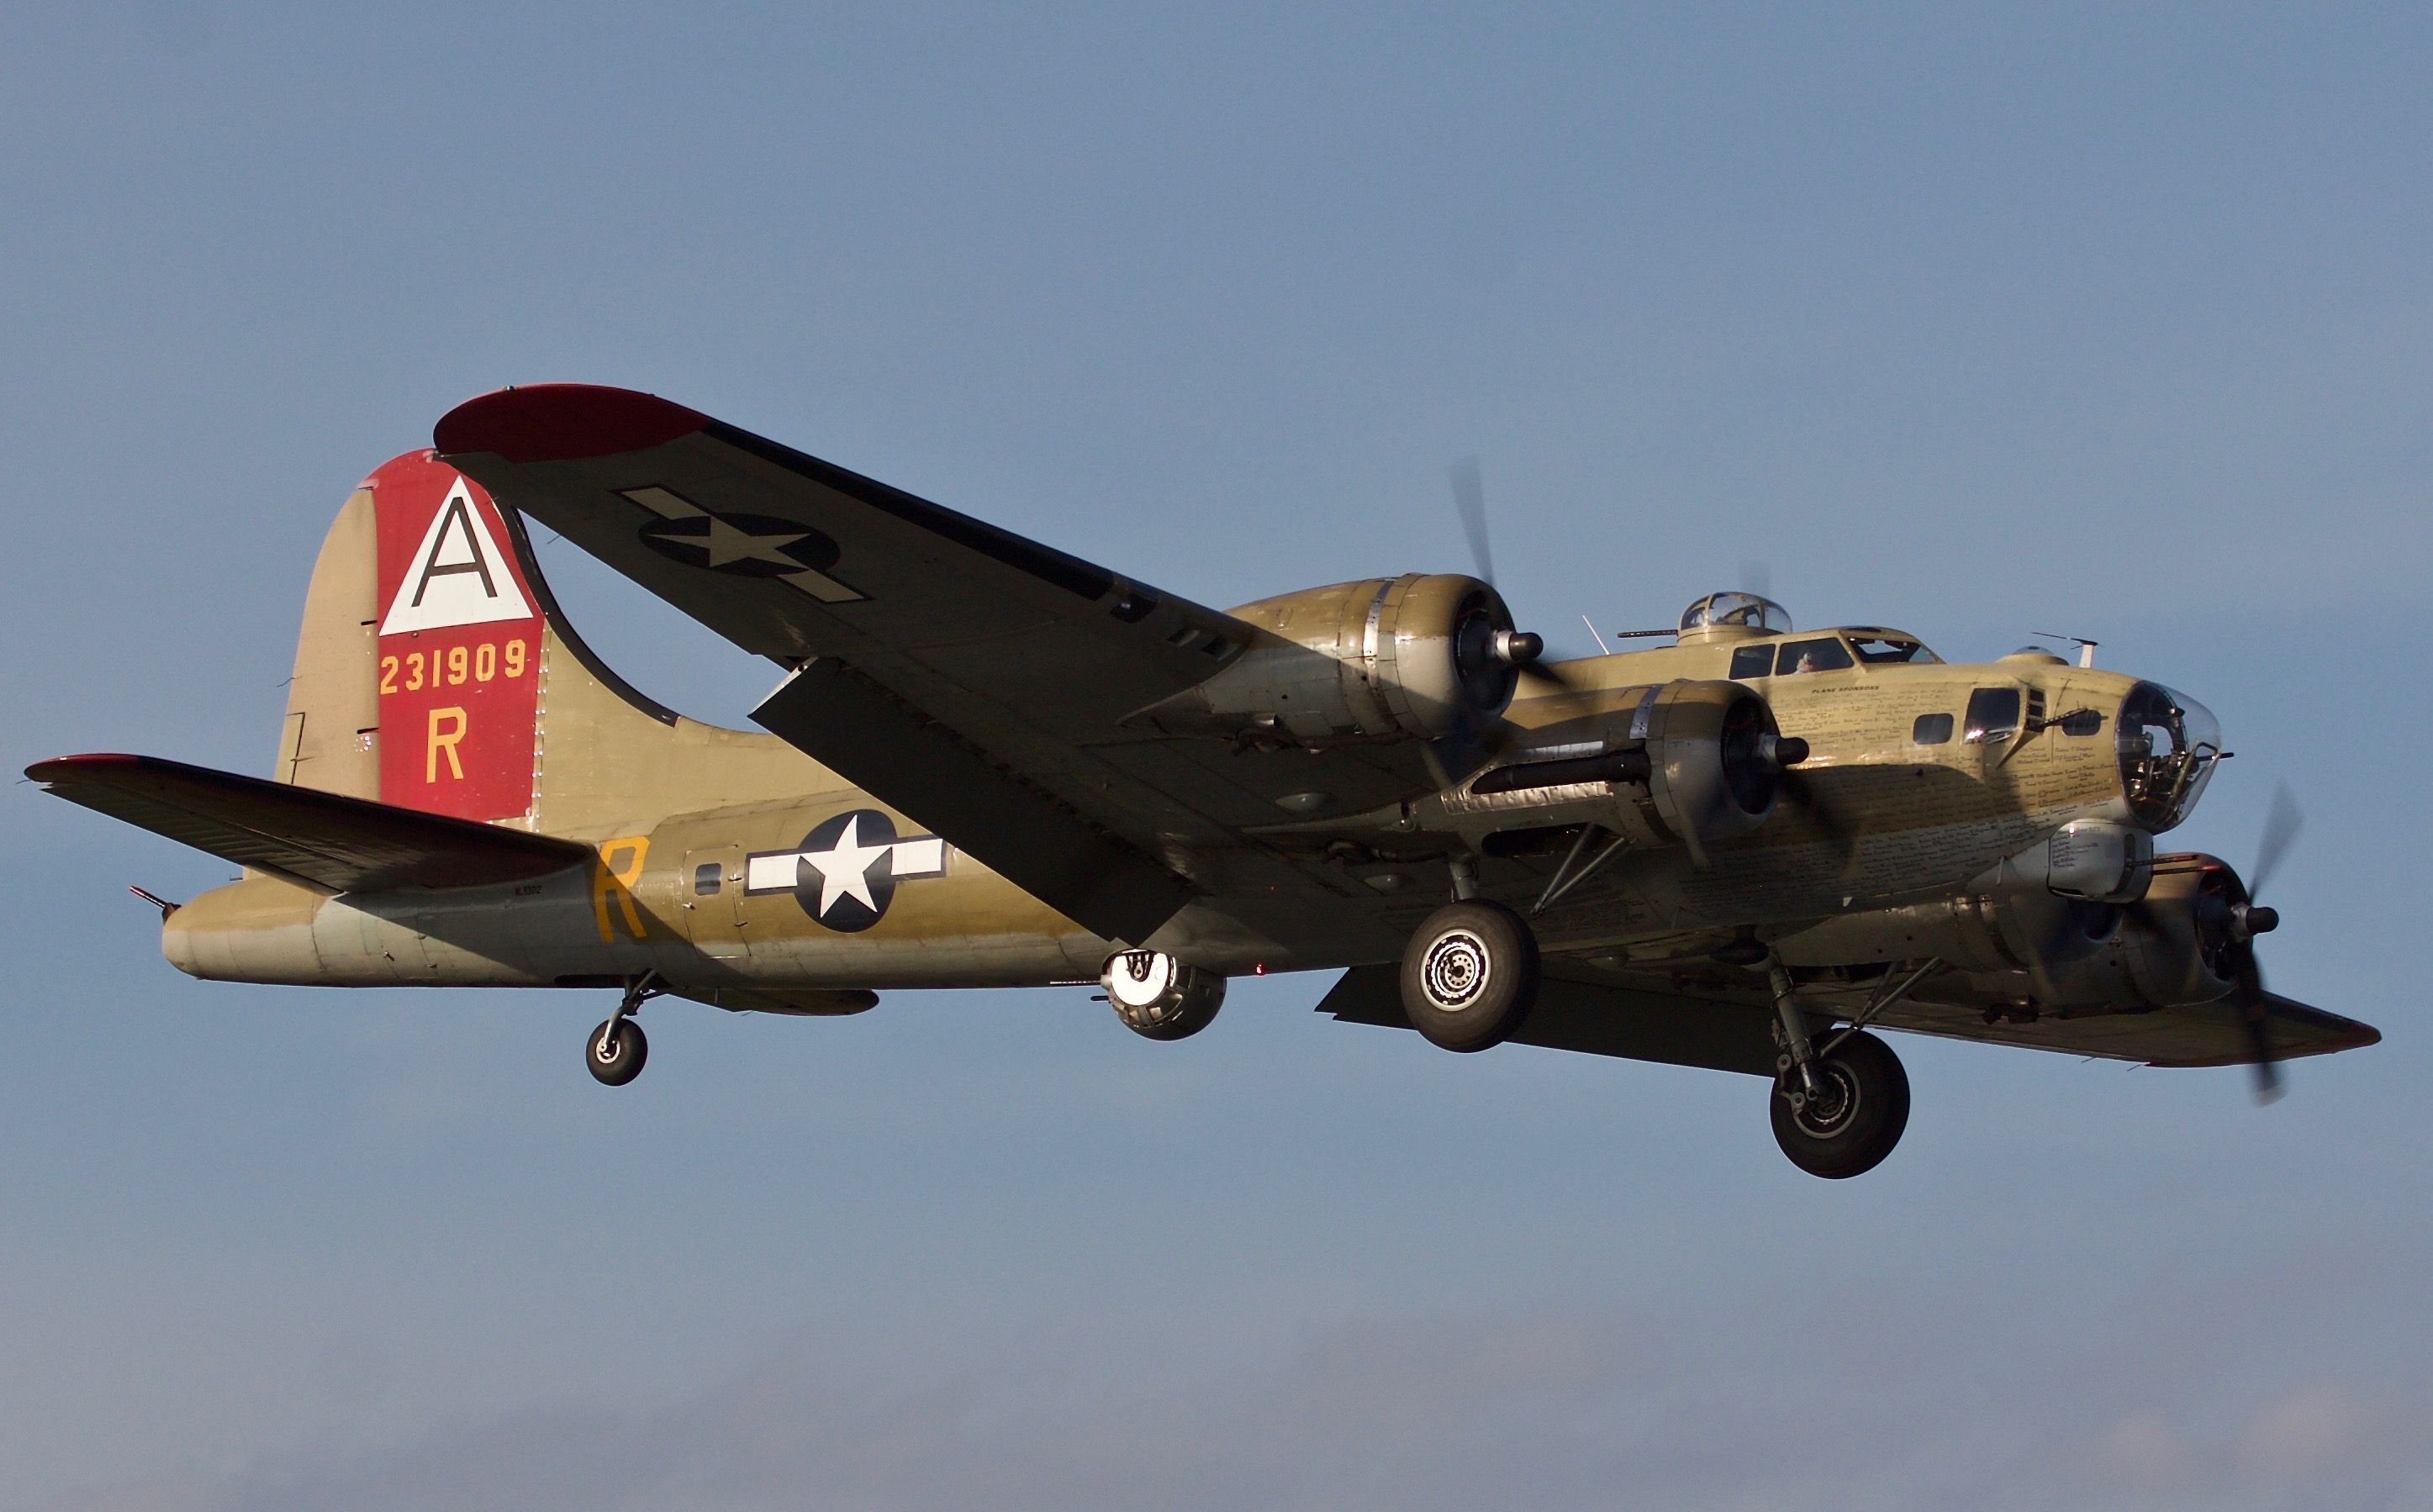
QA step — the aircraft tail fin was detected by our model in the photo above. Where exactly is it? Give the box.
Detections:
[50,447,812,886]
[272,449,697,835]
[273,451,559,819]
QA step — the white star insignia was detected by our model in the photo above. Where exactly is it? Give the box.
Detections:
[800,814,889,917]
[699,516,811,570]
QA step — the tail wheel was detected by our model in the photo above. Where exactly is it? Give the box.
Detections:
[1769,1030,1908,1179]
[587,1017,648,1087]
[1399,899,1540,1053]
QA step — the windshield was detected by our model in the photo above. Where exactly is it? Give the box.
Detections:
[1850,635,1940,665]
[1775,637,1854,675]
[2117,682,2221,831]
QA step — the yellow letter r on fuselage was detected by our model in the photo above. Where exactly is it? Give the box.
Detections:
[592,836,651,943]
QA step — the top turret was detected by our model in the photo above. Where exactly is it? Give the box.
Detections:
[1676,591,1792,645]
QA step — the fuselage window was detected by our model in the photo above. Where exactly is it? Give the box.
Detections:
[1775,637,1855,676]
[694,863,723,896]
[1965,688,2022,744]
[1729,645,1776,680]
[1913,712,1954,745]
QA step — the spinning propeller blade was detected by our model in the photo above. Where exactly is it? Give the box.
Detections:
[1449,456,1493,586]
[2251,780,2303,902]
[2233,781,2304,1104]
[1444,458,1580,694]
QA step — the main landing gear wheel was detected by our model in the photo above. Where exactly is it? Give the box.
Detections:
[1769,1030,1908,1179]
[587,1017,649,1087]
[1400,899,1540,1053]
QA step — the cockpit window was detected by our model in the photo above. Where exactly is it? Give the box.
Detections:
[2118,682,2221,831]
[1965,688,2021,744]
[1850,635,1940,665]
[1775,637,1855,675]
[1728,644,1776,680]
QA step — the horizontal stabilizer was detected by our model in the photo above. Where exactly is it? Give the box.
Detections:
[26,754,594,894]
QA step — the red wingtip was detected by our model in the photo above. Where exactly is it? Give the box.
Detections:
[26,753,144,782]
[433,384,708,465]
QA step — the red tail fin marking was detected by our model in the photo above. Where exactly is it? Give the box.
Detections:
[368,452,543,821]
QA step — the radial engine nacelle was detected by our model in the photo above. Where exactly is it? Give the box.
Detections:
[1433,679,1802,862]
[1781,843,2265,1015]
[1132,573,1536,745]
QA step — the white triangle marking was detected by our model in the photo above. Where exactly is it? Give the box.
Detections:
[379,477,536,635]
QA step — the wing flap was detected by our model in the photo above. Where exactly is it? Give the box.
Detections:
[27,754,594,894]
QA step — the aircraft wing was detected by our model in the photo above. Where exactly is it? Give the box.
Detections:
[1320,962,2378,1074]
[26,754,594,895]
[1318,963,1781,1076]
[1866,988,2381,1067]
[435,385,1426,952]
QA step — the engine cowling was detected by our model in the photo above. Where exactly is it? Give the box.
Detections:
[1443,680,1798,861]
[1644,681,1798,855]
[1777,853,2245,1014]
[1136,574,1526,744]
[2044,859,2246,1011]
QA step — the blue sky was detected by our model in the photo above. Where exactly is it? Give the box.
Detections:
[3,5,2430,1508]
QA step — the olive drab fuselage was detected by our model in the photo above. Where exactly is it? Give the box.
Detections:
[165,578,2166,1001]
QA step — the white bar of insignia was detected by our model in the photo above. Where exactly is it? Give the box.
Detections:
[618,487,706,519]
[783,568,866,603]
[744,853,798,891]
[890,838,946,876]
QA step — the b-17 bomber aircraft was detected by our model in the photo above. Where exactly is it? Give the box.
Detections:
[32,385,2379,1178]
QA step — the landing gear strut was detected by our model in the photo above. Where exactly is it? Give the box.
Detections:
[1763,957,1908,1177]
[588,972,663,1087]
[1767,1031,1908,1179]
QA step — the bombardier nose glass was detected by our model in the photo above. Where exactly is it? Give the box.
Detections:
[2118,682,2221,830]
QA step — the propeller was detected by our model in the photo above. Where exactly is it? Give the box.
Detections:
[2250,778,2304,903]
[1443,457,1560,690]
[2228,781,2302,1103]
[1449,456,1494,587]
[1772,756,1860,868]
